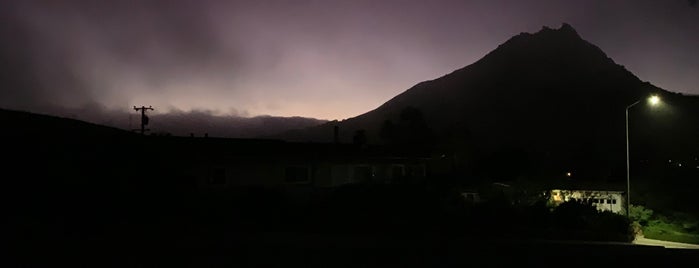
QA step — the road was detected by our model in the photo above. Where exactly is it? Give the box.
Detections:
[14,232,699,266]
[633,237,699,249]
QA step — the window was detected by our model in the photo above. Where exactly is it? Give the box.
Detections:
[612,199,617,204]
[606,199,611,204]
[331,165,350,186]
[465,193,474,202]
[285,166,310,183]
[208,168,226,185]
[411,164,426,178]
[553,192,562,202]
[353,166,373,182]
[391,165,405,179]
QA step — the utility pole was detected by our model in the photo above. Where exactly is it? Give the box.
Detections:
[133,106,154,135]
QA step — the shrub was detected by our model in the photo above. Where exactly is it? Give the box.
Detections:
[552,201,633,242]
[629,204,653,225]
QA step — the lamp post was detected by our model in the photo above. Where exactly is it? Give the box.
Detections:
[625,95,660,218]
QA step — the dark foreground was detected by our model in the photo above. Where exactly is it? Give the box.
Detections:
[10,232,699,267]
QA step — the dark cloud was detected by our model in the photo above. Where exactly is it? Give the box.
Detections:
[32,102,325,138]
[1,0,698,121]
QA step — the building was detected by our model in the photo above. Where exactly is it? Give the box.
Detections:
[172,137,431,191]
[549,189,626,214]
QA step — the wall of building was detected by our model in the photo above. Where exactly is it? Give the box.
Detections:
[550,189,626,215]
[189,158,429,191]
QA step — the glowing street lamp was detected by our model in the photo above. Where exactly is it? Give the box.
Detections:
[625,95,660,218]
[648,95,660,106]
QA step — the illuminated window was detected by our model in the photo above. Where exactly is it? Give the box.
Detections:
[553,194,562,201]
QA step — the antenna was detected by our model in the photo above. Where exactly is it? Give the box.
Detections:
[133,105,154,135]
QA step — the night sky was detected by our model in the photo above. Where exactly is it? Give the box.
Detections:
[2,0,698,120]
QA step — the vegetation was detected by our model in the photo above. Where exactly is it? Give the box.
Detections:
[379,106,434,146]
[630,204,699,244]
[205,184,634,242]
[548,201,633,242]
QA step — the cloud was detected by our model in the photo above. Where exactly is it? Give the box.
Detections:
[26,102,325,138]
[1,0,698,121]
[0,1,252,112]
[0,0,495,119]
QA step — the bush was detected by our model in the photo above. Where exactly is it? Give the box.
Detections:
[552,201,633,242]
[553,201,598,228]
[629,204,653,225]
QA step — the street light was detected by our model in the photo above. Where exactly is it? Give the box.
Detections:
[626,95,660,218]
[648,95,660,106]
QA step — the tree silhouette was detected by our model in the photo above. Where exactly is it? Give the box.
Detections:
[379,106,433,146]
[379,120,396,143]
[353,129,368,146]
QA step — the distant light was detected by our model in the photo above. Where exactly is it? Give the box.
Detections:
[678,163,682,167]
[648,95,660,106]
[566,172,572,177]
[669,159,672,163]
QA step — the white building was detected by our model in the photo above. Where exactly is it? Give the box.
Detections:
[549,189,626,215]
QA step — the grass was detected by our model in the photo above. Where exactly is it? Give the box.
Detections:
[642,220,699,245]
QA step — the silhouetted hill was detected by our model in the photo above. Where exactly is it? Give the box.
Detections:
[149,111,327,138]
[9,105,327,138]
[0,108,134,140]
[281,23,699,182]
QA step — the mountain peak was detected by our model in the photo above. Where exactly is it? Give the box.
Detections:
[559,22,577,32]
[507,23,583,44]
[482,22,612,68]
[538,22,581,39]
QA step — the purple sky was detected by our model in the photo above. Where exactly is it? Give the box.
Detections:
[2,0,698,120]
